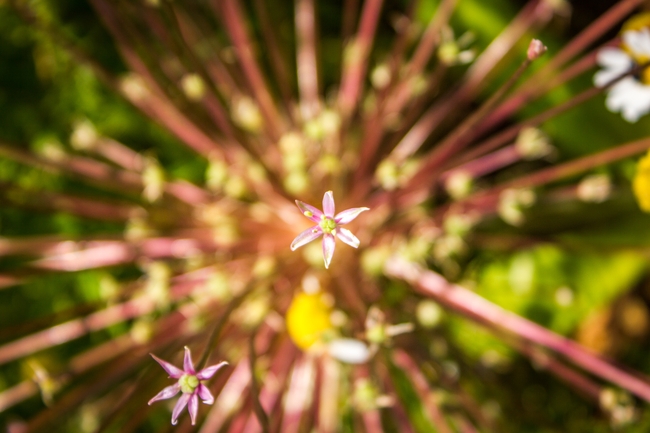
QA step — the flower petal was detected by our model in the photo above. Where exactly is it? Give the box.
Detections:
[196,361,228,380]
[171,393,191,425]
[197,383,215,404]
[291,226,322,251]
[623,29,650,57]
[322,191,335,217]
[148,383,181,405]
[328,338,371,364]
[150,353,184,378]
[188,393,199,425]
[322,233,336,269]
[183,346,196,374]
[336,228,360,248]
[334,207,369,225]
[295,200,323,222]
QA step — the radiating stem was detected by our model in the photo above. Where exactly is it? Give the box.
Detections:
[216,0,285,141]
[338,0,384,117]
[385,258,650,402]
[392,350,454,433]
[295,0,321,120]
[248,328,270,433]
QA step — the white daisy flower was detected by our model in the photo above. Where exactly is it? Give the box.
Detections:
[594,28,650,123]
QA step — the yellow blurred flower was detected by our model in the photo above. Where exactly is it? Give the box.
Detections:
[633,150,650,212]
[286,291,332,350]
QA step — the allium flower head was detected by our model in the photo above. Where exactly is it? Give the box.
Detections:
[290,191,369,268]
[148,347,228,425]
[594,14,650,122]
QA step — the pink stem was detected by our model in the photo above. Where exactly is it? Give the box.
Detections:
[392,350,454,433]
[338,0,384,117]
[279,354,316,433]
[384,258,650,402]
[217,0,284,141]
[440,143,521,184]
[295,0,321,119]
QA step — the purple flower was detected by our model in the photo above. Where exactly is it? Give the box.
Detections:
[290,191,369,268]
[148,346,228,425]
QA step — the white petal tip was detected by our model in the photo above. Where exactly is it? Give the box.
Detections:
[328,338,371,364]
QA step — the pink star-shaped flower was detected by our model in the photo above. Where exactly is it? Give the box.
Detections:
[148,346,228,425]
[290,191,369,268]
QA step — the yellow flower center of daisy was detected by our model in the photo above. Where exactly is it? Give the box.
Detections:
[286,292,332,350]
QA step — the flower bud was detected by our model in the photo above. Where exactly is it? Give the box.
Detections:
[142,156,165,202]
[515,127,553,160]
[70,120,99,151]
[577,173,611,203]
[371,63,391,90]
[180,73,206,101]
[444,170,474,200]
[527,39,547,61]
[232,97,263,133]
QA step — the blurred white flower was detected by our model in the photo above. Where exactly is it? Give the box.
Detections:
[594,28,650,123]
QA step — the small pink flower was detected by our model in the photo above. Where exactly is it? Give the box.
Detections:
[290,191,369,268]
[148,346,228,425]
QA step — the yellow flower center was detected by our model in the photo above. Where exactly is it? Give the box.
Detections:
[286,292,332,350]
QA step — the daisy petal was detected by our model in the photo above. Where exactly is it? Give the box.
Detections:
[336,228,360,248]
[150,354,184,378]
[322,233,336,269]
[291,227,322,251]
[188,393,199,425]
[295,200,323,222]
[322,191,335,217]
[196,361,228,380]
[171,393,191,425]
[148,383,181,405]
[197,383,215,404]
[183,346,195,374]
[623,29,650,57]
[328,338,371,364]
[334,207,370,225]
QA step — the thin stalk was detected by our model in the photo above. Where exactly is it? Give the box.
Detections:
[403,50,539,194]
[384,258,650,402]
[241,339,297,432]
[519,0,643,95]
[440,144,521,184]
[338,0,384,117]
[278,355,317,433]
[295,0,321,120]
[197,284,255,368]
[342,0,360,43]
[476,48,599,136]
[388,0,553,156]
[90,0,224,158]
[248,328,270,433]
[199,359,252,432]
[0,184,134,222]
[502,136,650,190]
[216,0,285,141]
[378,356,416,433]
[355,0,454,183]
[252,0,296,116]
[404,0,457,78]
[392,350,454,433]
